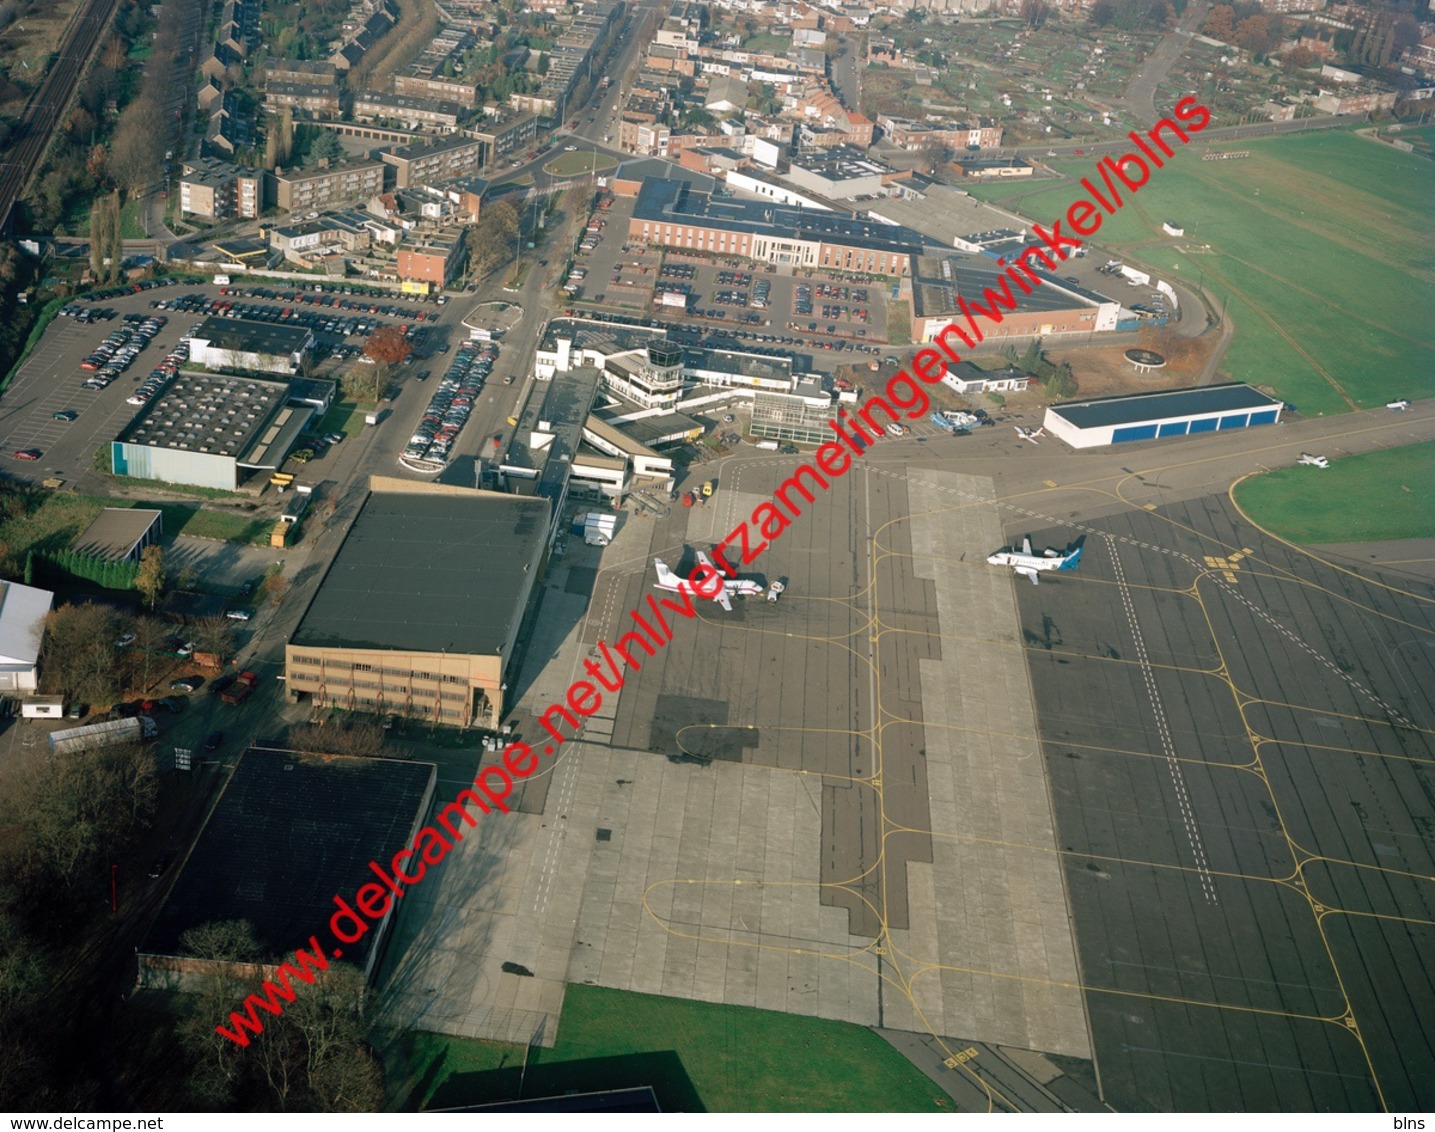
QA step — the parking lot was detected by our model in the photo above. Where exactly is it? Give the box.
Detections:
[565,202,900,369]
[0,279,452,485]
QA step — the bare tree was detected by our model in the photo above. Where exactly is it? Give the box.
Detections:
[131,615,174,694]
[191,615,236,663]
[287,718,398,759]
[37,604,128,706]
[108,95,167,197]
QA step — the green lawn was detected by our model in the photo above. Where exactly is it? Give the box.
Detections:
[543,151,618,177]
[1234,441,1435,543]
[963,130,1435,416]
[401,985,952,1113]
[886,299,911,345]
[0,492,273,556]
[119,197,148,240]
[314,401,367,440]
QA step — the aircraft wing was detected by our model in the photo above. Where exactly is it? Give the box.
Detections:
[714,589,733,612]
[1020,537,1034,555]
[1015,566,1040,585]
[696,549,714,572]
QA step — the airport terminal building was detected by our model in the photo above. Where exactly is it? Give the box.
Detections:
[1043,384,1284,449]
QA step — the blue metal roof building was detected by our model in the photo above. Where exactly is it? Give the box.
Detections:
[1042,383,1283,448]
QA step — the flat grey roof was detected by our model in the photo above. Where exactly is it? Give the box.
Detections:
[73,508,162,559]
[1051,383,1282,430]
[191,315,310,357]
[911,252,1097,319]
[117,372,295,458]
[291,489,550,654]
[633,178,931,257]
[140,749,434,964]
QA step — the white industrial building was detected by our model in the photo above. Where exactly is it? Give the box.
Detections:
[0,581,55,694]
[1043,384,1284,449]
[112,373,313,490]
[187,316,313,375]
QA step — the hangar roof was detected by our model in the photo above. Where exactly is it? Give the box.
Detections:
[291,486,550,655]
[1051,383,1282,429]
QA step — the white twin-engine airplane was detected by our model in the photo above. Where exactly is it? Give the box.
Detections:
[654,551,764,611]
[1015,426,1045,445]
[987,537,1084,585]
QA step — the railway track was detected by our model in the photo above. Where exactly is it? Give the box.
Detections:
[0,0,123,234]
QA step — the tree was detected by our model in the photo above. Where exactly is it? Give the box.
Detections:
[362,325,412,370]
[354,327,411,404]
[265,573,289,607]
[131,615,174,693]
[1089,0,1116,26]
[302,129,344,168]
[1020,0,1050,28]
[107,95,166,196]
[1281,45,1317,71]
[1234,14,1274,54]
[919,138,954,173]
[192,615,236,662]
[36,603,128,706]
[466,198,520,278]
[135,545,166,610]
[1202,4,1236,40]
[176,919,262,1107]
[288,717,397,759]
[4,738,157,903]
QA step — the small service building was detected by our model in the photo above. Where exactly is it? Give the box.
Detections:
[1042,383,1283,449]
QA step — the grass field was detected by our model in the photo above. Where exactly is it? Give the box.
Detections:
[1234,441,1435,543]
[543,152,618,177]
[315,401,367,440]
[0,492,273,558]
[963,130,1435,416]
[401,985,951,1112]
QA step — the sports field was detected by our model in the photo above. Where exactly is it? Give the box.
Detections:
[964,130,1435,416]
[402,985,951,1112]
[1233,440,1435,543]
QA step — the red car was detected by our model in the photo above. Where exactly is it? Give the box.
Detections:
[13,448,42,460]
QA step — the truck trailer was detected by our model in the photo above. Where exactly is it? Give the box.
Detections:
[48,716,157,755]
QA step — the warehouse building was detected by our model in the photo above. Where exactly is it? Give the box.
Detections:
[1042,384,1284,449]
[187,316,313,375]
[0,580,55,694]
[112,373,312,490]
[138,748,436,991]
[285,478,550,728]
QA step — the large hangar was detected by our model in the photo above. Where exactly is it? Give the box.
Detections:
[285,477,550,728]
[1043,383,1283,449]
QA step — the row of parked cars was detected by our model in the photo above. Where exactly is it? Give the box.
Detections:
[401,342,500,467]
[127,339,189,407]
[58,304,119,323]
[78,278,179,303]
[80,315,167,390]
